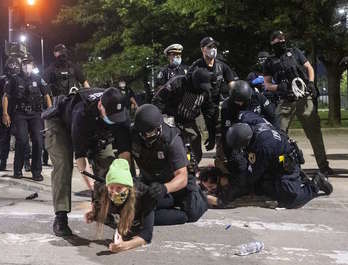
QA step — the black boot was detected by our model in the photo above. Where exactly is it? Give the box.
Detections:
[0,159,7,171]
[53,212,73,237]
[311,172,333,195]
[24,160,31,172]
[32,174,44,182]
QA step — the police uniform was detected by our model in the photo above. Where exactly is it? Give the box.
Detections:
[263,47,329,172]
[152,74,215,164]
[4,72,49,178]
[43,60,86,97]
[0,75,11,169]
[155,44,188,90]
[131,123,207,224]
[44,88,131,214]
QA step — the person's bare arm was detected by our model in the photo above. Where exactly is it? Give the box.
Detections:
[44,94,52,108]
[264,75,278,92]
[83,80,90,88]
[164,167,188,193]
[304,61,314,82]
[2,94,11,127]
[118,151,131,165]
[76,157,94,190]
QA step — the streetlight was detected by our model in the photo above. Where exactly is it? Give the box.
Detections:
[338,8,345,14]
[19,34,27,43]
[27,0,36,6]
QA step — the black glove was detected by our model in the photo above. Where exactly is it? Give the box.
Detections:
[204,137,216,151]
[148,182,167,200]
[307,81,318,99]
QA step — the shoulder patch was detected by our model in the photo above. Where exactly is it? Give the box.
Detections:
[225,120,231,127]
[157,71,163,79]
[248,152,256,164]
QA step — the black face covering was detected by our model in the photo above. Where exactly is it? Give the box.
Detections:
[272,41,287,57]
[56,53,68,66]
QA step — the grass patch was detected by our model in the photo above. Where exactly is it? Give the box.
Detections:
[290,109,348,128]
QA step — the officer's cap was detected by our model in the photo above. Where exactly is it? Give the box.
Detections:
[164,44,183,56]
[101,87,128,123]
[270,30,285,42]
[200,36,219,48]
[54,43,67,53]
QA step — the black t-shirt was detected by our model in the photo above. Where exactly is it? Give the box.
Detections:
[61,90,131,159]
[131,123,188,184]
[263,48,308,79]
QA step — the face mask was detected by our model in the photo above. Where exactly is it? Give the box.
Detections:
[103,115,115,125]
[205,48,217,59]
[22,63,33,75]
[172,57,182,66]
[57,53,67,63]
[119,82,126,90]
[109,189,129,206]
[272,41,287,56]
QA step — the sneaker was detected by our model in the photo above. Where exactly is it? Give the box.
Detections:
[13,172,23,179]
[319,166,334,176]
[24,160,31,172]
[32,174,44,182]
[53,212,73,237]
[312,172,333,195]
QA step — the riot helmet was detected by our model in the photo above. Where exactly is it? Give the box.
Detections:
[5,57,21,76]
[229,80,252,105]
[134,104,163,146]
[21,55,34,76]
[226,123,253,150]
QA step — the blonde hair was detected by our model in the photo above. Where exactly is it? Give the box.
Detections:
[96,186,136,238]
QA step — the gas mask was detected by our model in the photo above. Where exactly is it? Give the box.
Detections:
[139,126,162,147]
[205,48,217,59]
[22,62,34,76]
[172,56,182,67]
[272,41,287,57]
[109,189,129,206]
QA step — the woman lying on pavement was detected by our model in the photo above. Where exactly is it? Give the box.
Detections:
[85,158,155,253]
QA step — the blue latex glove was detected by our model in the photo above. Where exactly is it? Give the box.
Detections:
[251,76,264,85]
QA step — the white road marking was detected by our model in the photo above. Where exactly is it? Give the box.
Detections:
[0,233,60,245]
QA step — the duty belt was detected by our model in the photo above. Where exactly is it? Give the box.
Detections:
[16,103,41,113]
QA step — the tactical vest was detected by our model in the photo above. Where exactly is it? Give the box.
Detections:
[53,62,77,96]
[270,48,308,87]
[13,75,42,111]
[212,60,224,96]
[131,125,181,184]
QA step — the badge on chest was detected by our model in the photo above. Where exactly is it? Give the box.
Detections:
[157,151,165,160]
[248,152,256,164]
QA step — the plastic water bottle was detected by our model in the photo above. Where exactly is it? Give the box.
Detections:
[235,241,264,256]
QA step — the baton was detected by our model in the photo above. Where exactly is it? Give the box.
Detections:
[80,170,105,183]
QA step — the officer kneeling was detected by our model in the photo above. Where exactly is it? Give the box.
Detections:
[131,104,208,225]
[225,122,333,209]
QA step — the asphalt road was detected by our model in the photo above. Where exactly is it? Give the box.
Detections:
[0,130,348,265]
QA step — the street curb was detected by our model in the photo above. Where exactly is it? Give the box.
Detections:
[0,175,51,192]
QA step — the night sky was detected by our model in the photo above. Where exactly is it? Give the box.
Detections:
[0,0,85,71]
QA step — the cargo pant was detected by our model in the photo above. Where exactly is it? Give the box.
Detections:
[45,118,115,213]
[276,96,328,170]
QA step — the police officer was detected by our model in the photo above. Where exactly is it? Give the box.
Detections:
[2,55,52,180]
[155,44,188,90]
[43,87,131,237]
[225,118,333,209]
[214,80,278,174]
[118,79,138,111]
[152,68,216,164]
[263,30,332,176]
[0,57,20,170]
[43,44,90,97]
[131,104,207,225]
[189,37,239,150]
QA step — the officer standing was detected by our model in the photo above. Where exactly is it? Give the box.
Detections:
[43,87,131,237]
[189,37,239,151]
[225,118,333,209]
[118,79,138,111]
[263,30,332,176]
[0,57,20,170]
[2,55,52,180]
[155,44,188,90]
[152,68,216,164]
[131,104,207,225]
[215,80,278,174]
[43,44,90,97]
